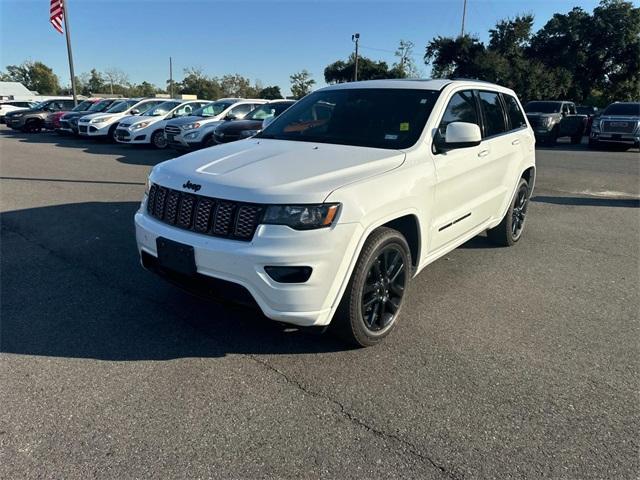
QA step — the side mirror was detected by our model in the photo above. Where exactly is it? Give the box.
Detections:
[441,122,482,150]
[262,116,276,129]
[130,109,140,115]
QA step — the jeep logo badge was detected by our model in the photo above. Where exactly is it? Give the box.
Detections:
[183,180,201,192]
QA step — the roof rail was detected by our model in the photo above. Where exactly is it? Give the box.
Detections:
[448,77,497,85]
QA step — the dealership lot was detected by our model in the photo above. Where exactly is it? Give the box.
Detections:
[1,128,638,479]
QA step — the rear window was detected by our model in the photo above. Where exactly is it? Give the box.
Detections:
[603,103,640,116]
[525,102,562,114]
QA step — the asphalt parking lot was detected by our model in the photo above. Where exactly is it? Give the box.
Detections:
[1,128,638,479]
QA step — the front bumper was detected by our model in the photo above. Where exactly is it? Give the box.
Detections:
[78,121,112,137]
[6,117,26,129]
[166,130,207,150]
[590,130,639,145]
[135,205,362,327]
[115,126,150,144]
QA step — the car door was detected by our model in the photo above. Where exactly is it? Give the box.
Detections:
[429,89,488,252]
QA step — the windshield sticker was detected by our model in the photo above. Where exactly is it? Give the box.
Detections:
[399,122,410,131]
[384,134,399,140]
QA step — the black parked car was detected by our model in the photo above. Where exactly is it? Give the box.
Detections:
[213,100,296,144]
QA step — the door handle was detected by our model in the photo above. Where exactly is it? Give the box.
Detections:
[512,139,521,146]
[478,150,490,158]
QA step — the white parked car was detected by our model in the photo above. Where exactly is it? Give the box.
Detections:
[115,100,211,149]
[136,79,535,346]
[164,99,267,150]
[78,98,166,141]
[0,100,38,123]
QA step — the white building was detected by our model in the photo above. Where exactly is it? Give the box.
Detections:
[0,81,36,101]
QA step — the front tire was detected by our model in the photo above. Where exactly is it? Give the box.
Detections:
[487,178,530,247]
[332,227,411,347]
[151,130,167,149]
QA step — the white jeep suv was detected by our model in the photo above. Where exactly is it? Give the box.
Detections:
[135,79,535,346]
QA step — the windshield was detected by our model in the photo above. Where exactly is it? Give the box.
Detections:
[144,101,181,117]
[194,101,234,118]
[106,100,135,113]
[524,102,562,113]
[576,106,595,115]
[246,102,293,121]
[257,88,439,149]
[30,101,47,110]
[88,100,113,112]
[603,103,640,116]
[72,100,93,112]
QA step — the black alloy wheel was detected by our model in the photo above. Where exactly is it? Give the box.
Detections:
[511,185,529,241]
[361,246,406,332]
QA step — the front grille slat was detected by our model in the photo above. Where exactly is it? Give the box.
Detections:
[146,183,262,241]
[602,120,636,134]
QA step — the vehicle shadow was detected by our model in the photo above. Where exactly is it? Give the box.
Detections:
[1,201,349,361]
[531,195,640,208]
[0,128,177,166]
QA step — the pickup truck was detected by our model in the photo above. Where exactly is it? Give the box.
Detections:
[524,101,586,146]
[589,102,640,150]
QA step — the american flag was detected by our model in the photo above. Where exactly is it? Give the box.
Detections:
[50,0,64,34]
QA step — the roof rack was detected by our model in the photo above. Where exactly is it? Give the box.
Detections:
[448,77,498,85]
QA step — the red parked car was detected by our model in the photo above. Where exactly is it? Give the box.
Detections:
[45,99,101,130]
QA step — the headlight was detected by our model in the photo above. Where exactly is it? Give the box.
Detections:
[91,116,112,124]
[262,204,340,230]
[240,129,260,138]
[131,121,151,130]
[543,117,553,127]
[182,122,200,130]
[145,177,151,195]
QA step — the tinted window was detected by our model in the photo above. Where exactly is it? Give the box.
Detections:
[504,94,527,130]
[438,90,479,136]
[479,91,507,137]
[258,88,439,149]
[229,104,254,118]
[196,101,234,117]
[524,101,562,113]
[603,103,640,116]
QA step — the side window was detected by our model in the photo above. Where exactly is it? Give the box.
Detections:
[478,91,507,138]
[562,103,570,115]
[438,90,479,137]
[230,104,253,118]
[568,103,576,115]
[504,95,527,130]
[174,104,193,116]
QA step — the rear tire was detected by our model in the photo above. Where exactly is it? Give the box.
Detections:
[487,178,530,247]
[332,227,411,347]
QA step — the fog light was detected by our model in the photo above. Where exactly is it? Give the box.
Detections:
[264,266,312,283]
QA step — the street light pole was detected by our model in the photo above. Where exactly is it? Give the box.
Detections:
[352,33,360,82]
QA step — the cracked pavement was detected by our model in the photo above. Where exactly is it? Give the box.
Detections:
[1,129,638,479]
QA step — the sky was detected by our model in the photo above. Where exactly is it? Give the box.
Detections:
[0,0,606,96]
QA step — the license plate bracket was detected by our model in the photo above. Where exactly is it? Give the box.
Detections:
[156,237,196,276]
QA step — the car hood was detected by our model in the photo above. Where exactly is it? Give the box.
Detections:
[150,139,406,204]
[165,115,221,127]
[119,115,164,128]
[7,108,43,117]
[80,112,127,121]
[598,115,640,122]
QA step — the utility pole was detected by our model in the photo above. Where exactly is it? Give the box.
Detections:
[352,33,360,82]
[169,57,173,98]
[62,0,77,105]
[461,0,467,37]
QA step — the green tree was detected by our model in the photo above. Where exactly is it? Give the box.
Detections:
[259,86,283,99]
[0,60,60,94]
[80,69,105,95]
[130,81,161,97]
[176,67,222,99]
[394,40,420,78]
[290,70,315,98]
[324,55,404,84]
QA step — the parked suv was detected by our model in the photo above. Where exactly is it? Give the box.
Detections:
[212,100,296,144]
[135,79,535,347]
[58,98,120,134]
[78,98,166,141]
[5,99,76,132]
[164,99,267,150]
[589,102,640,150]
[115,100,210,149]
[524,100,585,145]
[0,100,38,124]
[45,99,96,130]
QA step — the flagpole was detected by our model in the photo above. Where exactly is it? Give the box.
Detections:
[62,0,77,105]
